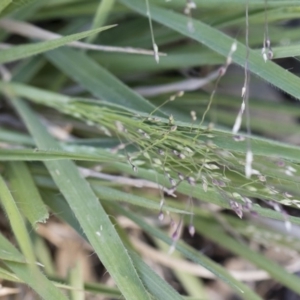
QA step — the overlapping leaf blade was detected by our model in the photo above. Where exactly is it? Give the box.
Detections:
[8,96,151,300]
[120,0,300,100]
[0,25,115,64]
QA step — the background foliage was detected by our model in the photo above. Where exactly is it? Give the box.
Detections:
[1,0,300,299]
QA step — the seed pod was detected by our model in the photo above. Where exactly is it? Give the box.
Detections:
[188,224,195,237]
[187,176,196,186]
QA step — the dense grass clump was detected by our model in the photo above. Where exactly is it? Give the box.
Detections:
[1,1,300,299]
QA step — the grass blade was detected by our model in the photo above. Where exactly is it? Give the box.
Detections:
[3,81,300,163]
[42,191,185,300]
[0,25,116,64]
[87,0,116,43]
[115,205,262,300]
[152,0,300,8]
[0,233,69,300]
[0,176,68,299]
[36,175,187,215]
[9,96,151,300]
[6,162,49,227]
[69,261,85,300]
[0,148,121,162]
[194,217,300,296]
[0,174,36,262]
[129,250,185,300]
[45,48,164,115]
[120,0,300,101]
[0,0,35,16]
[0,0,11,14]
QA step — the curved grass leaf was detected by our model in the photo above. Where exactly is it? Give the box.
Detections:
[9,96,151,300]
[45,48,165,115]
[120,0,300,101]
[2,81,300,164]
[0,81,149,116]
[0,25,116,64]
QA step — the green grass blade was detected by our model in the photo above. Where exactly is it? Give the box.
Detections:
[152,0,300,8]
[6,162,49,227]
[0,25,116,64]
[0,236,68,300]
[155,239,206,298]
[129,250,185,300]
[91,50,223,75]
[115,205,262,300]
[45,48,164,115]
[91,183,188,214]
[0,0,11,14]
[34,235,56,276]
[36,175,188,214]
[0,128,33,146]
[0,80,148,115]
[0,148,121,162]
[0,267,22,282]
[0,174,36,263]
[69,261,85,300]
[0,0,35,16]
[87,0,116,43]
[1,129,300,166]
[194,217,300,296]
[0,248,121,297]
[12,56,45,83]
[43,191,185,300]
[120,0,300,100]
[273,44,300,59]
[3,81,300,164]
[0,233,27,264]
[0,179,68,300]
[9,97,151,300]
